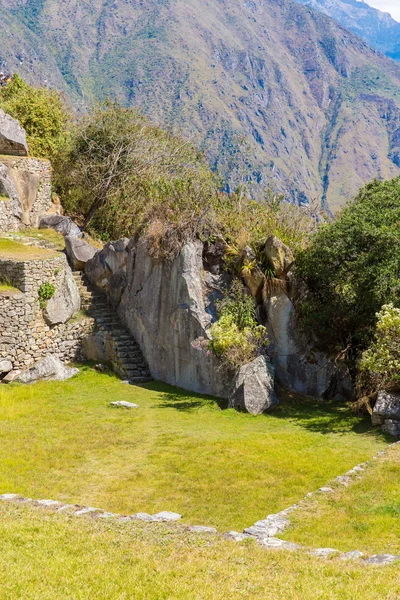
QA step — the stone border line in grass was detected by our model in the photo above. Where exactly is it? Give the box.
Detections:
[0,488,399,566]
[238,440,400,566]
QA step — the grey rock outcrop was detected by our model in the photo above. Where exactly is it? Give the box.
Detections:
[265,290,353,400]
[372,391,400,437]
[0,109,28,156]
[229,355,278,415]
[116,239,230,398]
[43,267,80,325]
[65,236,98,271]
[264,235,294,278]
[85,238,130,306]
[39,215,82,238]
[17,355,79,383]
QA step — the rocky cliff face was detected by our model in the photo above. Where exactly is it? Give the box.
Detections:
[294,0,400,60]
[2,0,400,211]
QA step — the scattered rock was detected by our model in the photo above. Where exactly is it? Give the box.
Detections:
[340,550,364,560]
[110,401,139,409]
[97,512,118,519]
[152,511,182,522]
[65,235,98,271]
[189,525,217,534]
[74,507,100,516]
[319,487,333,493]
[0,494,19,500]
[364,554,400,565]
[0,360,12,374]
[311,548,339,558]
[263,235,294,278]
[244,514,290,538]
[36,499,61,507]
[131,513,155,522]
[0,108,28,156]
[224,531,251,542]
[17,355,79,384]
[39,215,82,238]
[229,355,278,415]
[258,537,299,550]
[2,370,21,384]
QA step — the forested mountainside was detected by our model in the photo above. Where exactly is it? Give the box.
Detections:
[2,0,400,210]
[294,0,400,60]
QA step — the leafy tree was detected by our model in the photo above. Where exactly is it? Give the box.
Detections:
[360,303,400,392]
[296,178,400,353]
[0,74,70,160]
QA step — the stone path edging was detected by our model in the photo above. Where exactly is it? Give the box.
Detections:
[1,442,399,567]
[239,440,400,566]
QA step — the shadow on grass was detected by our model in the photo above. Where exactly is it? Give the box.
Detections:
[143,379,391,440]
[272,387,392,441]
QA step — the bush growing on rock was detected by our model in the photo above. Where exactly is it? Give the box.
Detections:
[209,280,267,368]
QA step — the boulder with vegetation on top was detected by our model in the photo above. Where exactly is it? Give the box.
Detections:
[0,108,28,156]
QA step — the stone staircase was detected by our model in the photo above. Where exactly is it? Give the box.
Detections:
[72,271,152,384]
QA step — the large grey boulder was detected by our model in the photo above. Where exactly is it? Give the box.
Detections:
[0,109,28,156]
[0,162,22,221]
[39,215,82,238]
[43,267,80,325]
[265,290,353,400]
[17,355,79,384]
[229,355,278,415]
[372,391,400,436]
[0,360,12,375]
[85,238,130,306]
[65,236,98,271]
[117,239,230,398]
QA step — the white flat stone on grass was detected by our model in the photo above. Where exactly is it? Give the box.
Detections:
[224,531,251,542]
[340,550,364,560]
[364,554,400,566]
[259,537,300,551]
[311,548,339,558]
[0,494,19,500]
[74,507,100,516]
[151,511,182,522]
[110,401,139,409]
[36,499,61,507]
[189,525,217,534]
[319,487,333,493]
[130,513,155,522]
[97,512,118,519]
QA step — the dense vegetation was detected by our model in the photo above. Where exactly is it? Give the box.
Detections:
[0,74,70,161]
[296,178,400,354]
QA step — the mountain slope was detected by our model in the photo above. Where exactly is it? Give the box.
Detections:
[2,0,400,211]
[294,0,400,60]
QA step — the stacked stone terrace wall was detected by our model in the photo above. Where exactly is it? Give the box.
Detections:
[0,156,53,232]
[0,254,94,371]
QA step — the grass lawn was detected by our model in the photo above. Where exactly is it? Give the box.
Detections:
[23,228,66,251]
[0,238,59,261]
[0,367,389,532]
[282,443,400,555]
[0,283,20,294]
[0,502,398,600]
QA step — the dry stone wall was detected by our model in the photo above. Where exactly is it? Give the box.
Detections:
[0,156,53,232]
[0,254,94,371]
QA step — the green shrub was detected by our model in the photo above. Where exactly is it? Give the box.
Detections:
[360,304,400,392]
[296,178,400,353]
[209,281,267,368]
[38,282,56,309]
[0,74,70,160]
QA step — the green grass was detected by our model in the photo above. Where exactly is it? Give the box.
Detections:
[23,228,66,251]
[0,282,20,293]
[0,502,398,600]
[0,238,59,261]
[282,443,400,555]
[0,367,388,531]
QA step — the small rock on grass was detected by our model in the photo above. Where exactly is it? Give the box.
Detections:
[224,531,251,542]
[152,511,182,522]
[259,537,300,550]
[340,550,364,560]
[0,494,19,500]
[110,401,139,409]
[311,548,339,558]
[189,525,217,534]
[364,554,400,565]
